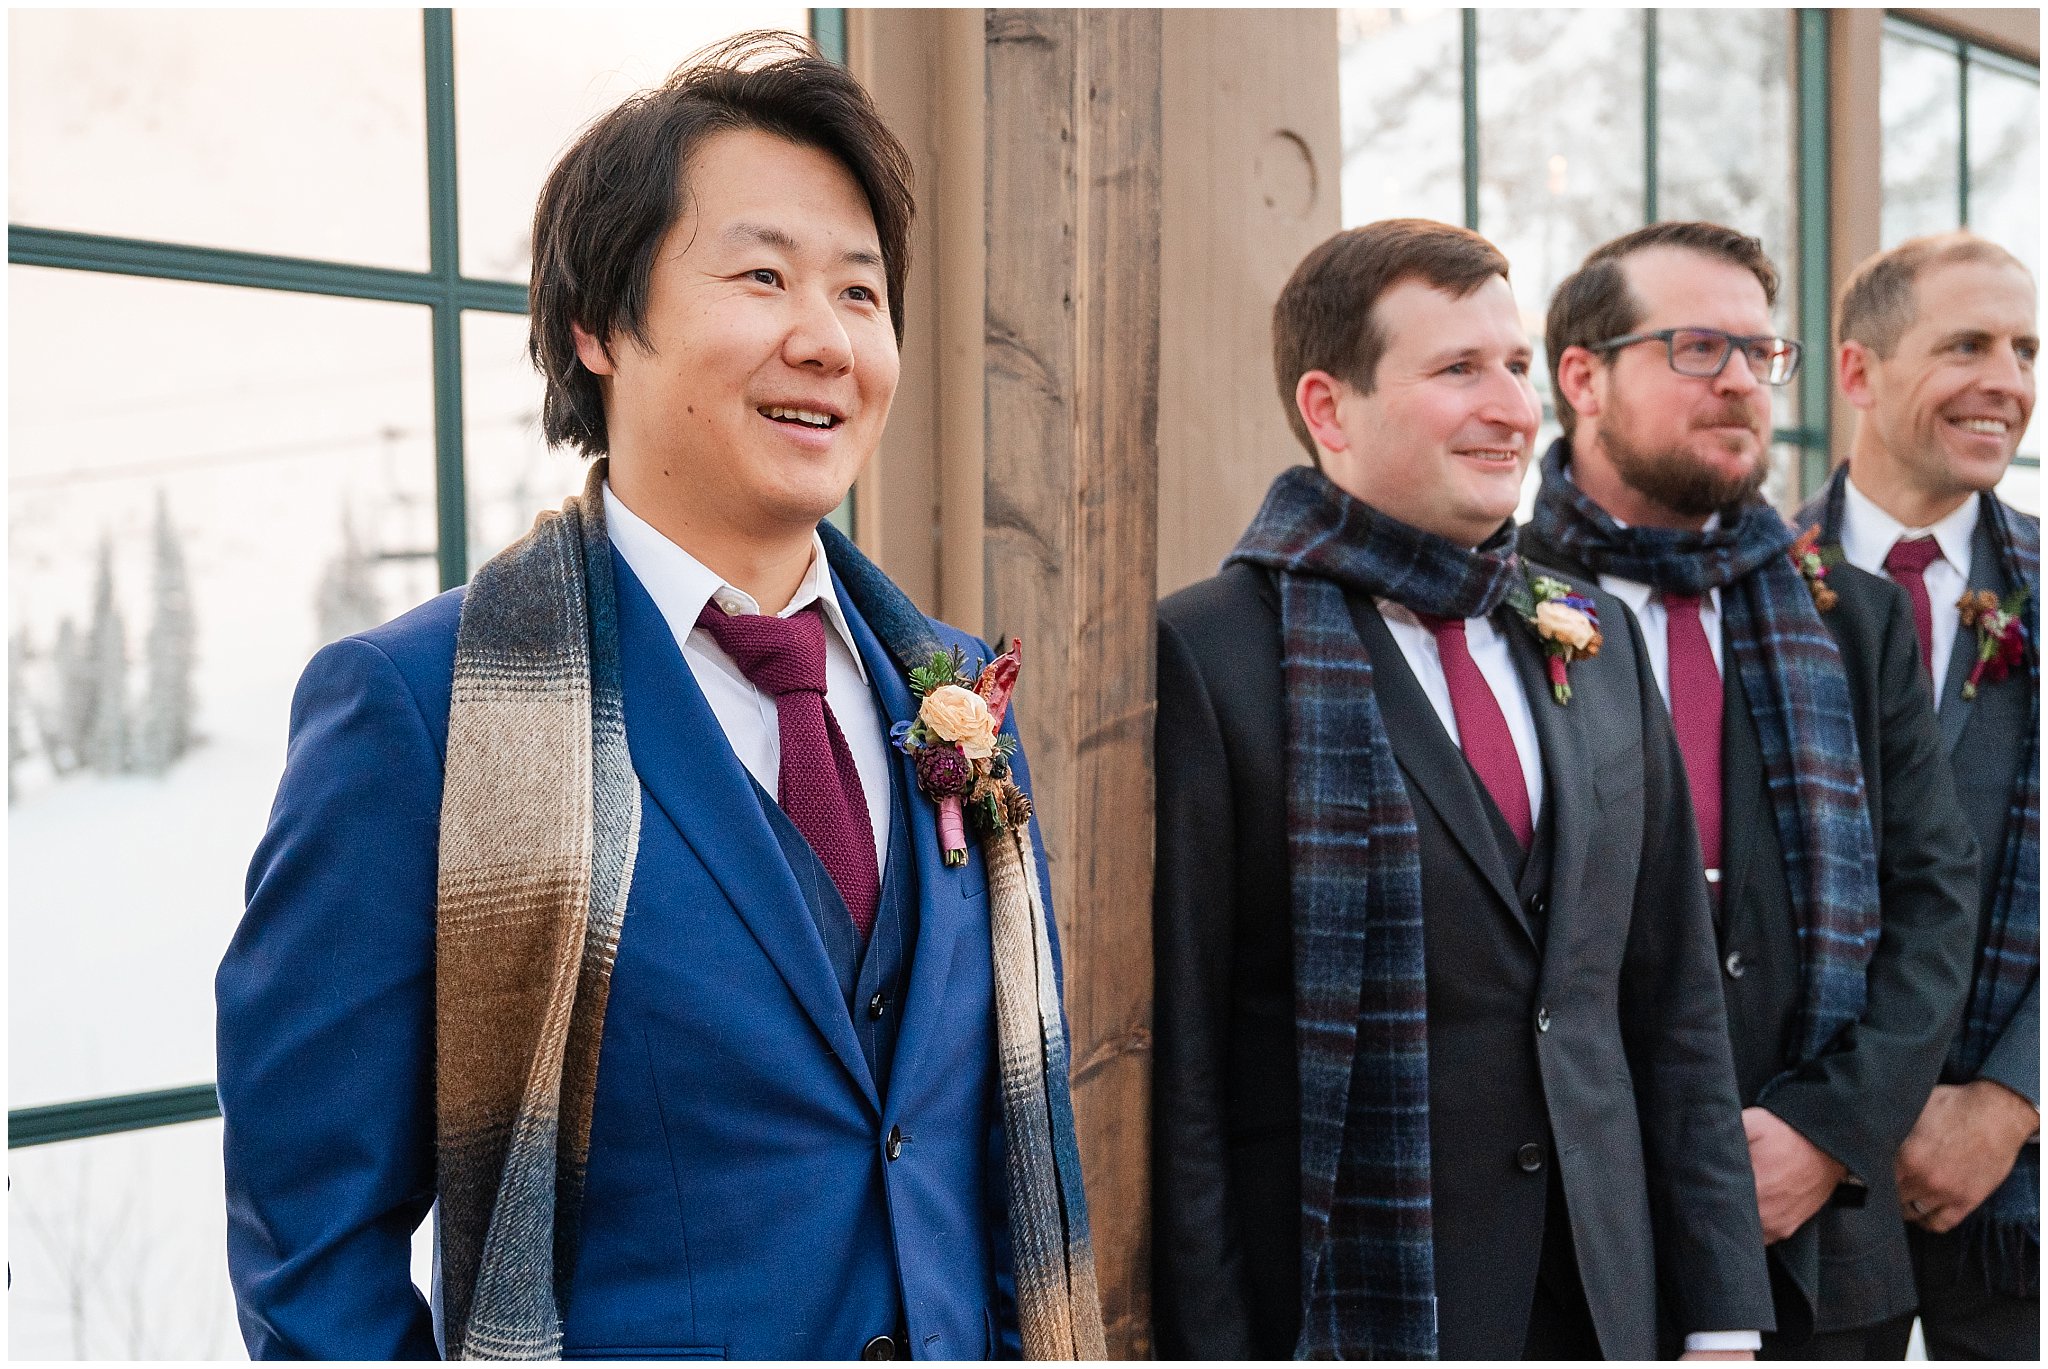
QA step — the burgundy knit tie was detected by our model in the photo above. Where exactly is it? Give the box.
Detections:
[1418,614,1533,849]
[1884,535,1945,684]
[1663,592,1723,884]
[695,603,880,940]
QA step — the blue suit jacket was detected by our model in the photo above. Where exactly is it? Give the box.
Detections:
[217,549,1056,1359]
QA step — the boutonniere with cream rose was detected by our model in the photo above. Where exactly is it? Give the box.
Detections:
[1956,586,2031,701]
[1509,573,1602,704]
[892,640,1034,866]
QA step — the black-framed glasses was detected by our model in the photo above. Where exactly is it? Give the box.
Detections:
[1589,327,1803,386]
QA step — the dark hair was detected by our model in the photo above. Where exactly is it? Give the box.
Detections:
[1838,230,2031,359]
[529,30,915,456]
[1272,218,1511,460]
[1545,221,1779,438]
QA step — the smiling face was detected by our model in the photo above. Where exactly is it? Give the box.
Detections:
[1577,246,1777,522]
[1852,257,2038,503]
[1307,274,1540,547]
[574,127,898,546]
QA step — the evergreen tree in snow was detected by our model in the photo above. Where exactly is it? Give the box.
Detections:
[315,506,383,645]
[50,616,91,774]
[136,491,198,775]
[9,628,28,803]
[82,535,131,775]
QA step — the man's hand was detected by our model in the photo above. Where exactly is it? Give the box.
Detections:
[1679,1353,1755,1361]
[1743,1106,1848,1243]
[1895,1080,2040,1234]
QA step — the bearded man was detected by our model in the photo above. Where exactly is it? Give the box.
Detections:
[1520,220,1979,1358]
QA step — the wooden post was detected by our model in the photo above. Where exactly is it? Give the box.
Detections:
[983,9,1161,1358]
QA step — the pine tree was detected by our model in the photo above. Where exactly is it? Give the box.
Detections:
[51,616,90,774]
[314,506,382,646]
[9,628,29,803]
[82,535,131,776]
[136,492,198,774]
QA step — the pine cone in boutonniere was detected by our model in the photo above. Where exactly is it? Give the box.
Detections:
[1790,526,1839,612]
[895,639,1031,865]
[1512,574,1602,704]
[1957,586,2031,700]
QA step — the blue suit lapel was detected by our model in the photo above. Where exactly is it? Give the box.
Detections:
[828,565,983,1105]
[613,550,878,1110]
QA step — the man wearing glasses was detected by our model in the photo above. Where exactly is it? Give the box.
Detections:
[1520,222,1978,1358]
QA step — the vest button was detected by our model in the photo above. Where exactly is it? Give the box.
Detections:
[1517,1142,1545,1173]
[869,990,888,1020]
[861,1334,898,1360]
[1724,950,1747,979]
[886,1126,903,1161]
[1535,1006,1551,1033]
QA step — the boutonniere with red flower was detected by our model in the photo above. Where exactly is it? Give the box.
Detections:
[893,640,1033,865]
[1790,525,1840,612]
[1509,574,1602,704]
[1956,587,2031,700]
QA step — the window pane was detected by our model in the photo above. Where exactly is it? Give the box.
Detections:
[453,7,808,284]
[1477,8,1647,425]
[9,1120,244,1359]
[1881,27,1963,246]
[7,11,428,270]
[1965,54,2041,281]
[462,310,591,570]
[1339,8,1465,228]
[8,268,438,1108]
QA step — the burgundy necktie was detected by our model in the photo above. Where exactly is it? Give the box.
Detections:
[1663,592,1723,885]
[1884,535,1945,684]
[695,602,880,940]
[1418,614,1533,849]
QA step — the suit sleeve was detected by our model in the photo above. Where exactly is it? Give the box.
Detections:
[1762,585,1980,1184]
[1150,613,1257,1358]
[215,638,442,1359]
[1613,603,1776,1336]
[1980,981,2040,1109]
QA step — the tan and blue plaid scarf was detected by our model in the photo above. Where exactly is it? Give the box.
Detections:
[1530,443,1881,1070]
[436,461,1103,1358]
[1802,466,2038,1294]
[1228,465,1525,1359]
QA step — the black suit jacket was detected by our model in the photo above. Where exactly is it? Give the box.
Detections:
[1519,529,1981,1340]
[1152,560,1773,1359]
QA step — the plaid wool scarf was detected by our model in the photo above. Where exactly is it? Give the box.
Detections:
[1227,465,1525,1360]
[1530,443,1881,1069]
[1802,466,2038,1294]
[436,461,1104,1359]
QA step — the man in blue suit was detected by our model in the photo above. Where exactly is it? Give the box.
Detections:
[216,34,1100,1361]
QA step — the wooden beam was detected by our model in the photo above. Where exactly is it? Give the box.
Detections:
[1828,8,1884,467]
[984,9,1162,1357]
[1893,7,2040,63]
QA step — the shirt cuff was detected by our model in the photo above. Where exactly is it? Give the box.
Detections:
[1684,1330,1763,1352]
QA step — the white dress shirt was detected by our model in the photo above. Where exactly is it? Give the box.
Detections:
[603,482,892,872]
[1595,578,1726,705]
[1376,600,1546,832]
[1837,474,1977,694]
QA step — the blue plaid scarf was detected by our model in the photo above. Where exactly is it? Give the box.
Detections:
[1228,465,1524,1360]
[1530,442,1881,1069]
[1802,466,2038,1294]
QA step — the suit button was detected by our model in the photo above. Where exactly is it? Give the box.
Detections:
[868,990,889,1020]
[1535,1006,1551,1033]
[1517,1142,1545,1173]
[1724,950,1746,980]
[1526,893,1548,920]
[886,1126,903,1161]
[861,1334,898,1360]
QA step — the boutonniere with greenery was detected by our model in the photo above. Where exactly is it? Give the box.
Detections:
[893,639,1033,866]
[1956,587,2031,700]
[1509,573,1602,704]
[1790,525,1840,612]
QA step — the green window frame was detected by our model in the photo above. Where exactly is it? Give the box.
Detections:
[8,7,846,1151]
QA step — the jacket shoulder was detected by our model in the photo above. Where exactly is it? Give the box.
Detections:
[1159,563,1276,651]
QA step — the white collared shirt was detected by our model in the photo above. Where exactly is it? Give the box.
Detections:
[1838,473,1977,693]
[1596,578,1726,705]
[603,481,892,872]
[1376,600,1546,831]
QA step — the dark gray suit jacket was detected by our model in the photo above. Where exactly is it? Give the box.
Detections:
[1520,531,1981,1340]
[1152,559,1773,1359]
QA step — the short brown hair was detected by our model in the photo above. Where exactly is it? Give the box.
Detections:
[1272,218,1511,459]
[1545,221,1780,438]
[529,31,915,457]
[1837,230,2033,359]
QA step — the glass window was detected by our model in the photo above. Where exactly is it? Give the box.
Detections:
[1965,53,2041,281]
[7,11,429,270]
[8,268,437,1109]
[453,7,810,284]
[1881,27,1964,247]
[462,310,591,570]
[1338,8,1465,228]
